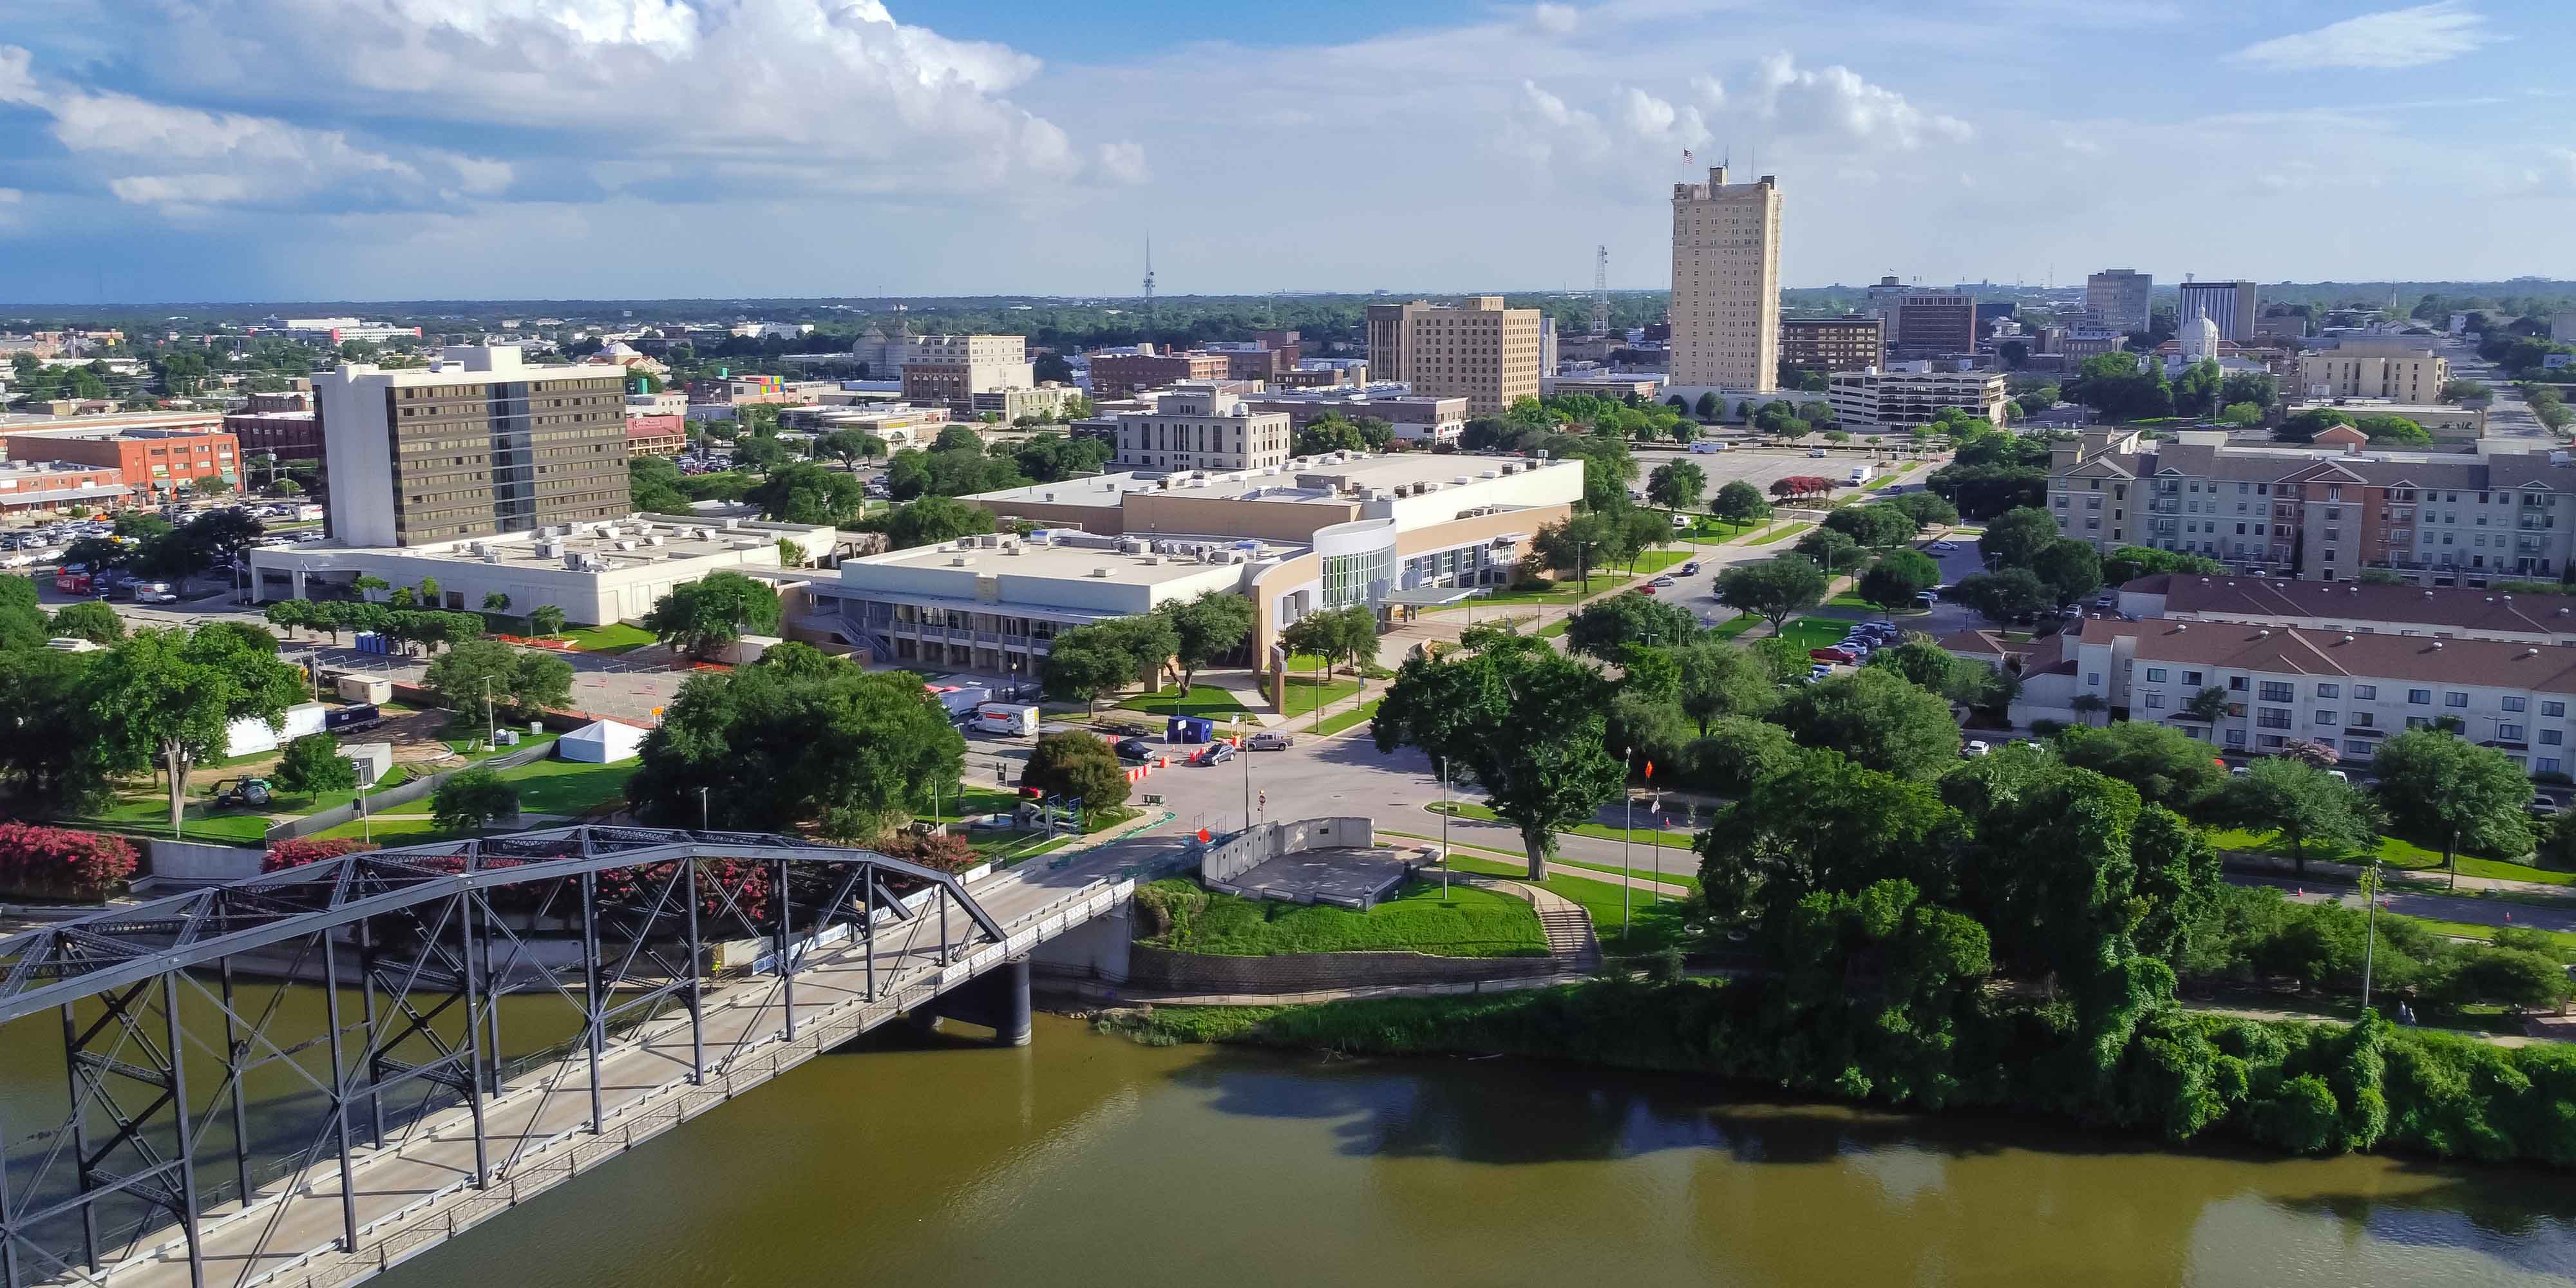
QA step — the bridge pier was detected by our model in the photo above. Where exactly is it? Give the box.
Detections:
[923,956,1033,1046]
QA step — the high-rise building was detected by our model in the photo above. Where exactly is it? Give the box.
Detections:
[898,334,1032,414]
[1891,293,1976,359]
[2177,279,2260,344]
[1668,166,1781,392]
[1778,316,1884,374]
[317,345,629,547]
[2294,338,2450,402]
[2085,269,2152,334]
[1863,276,1911,343]
[1363,296,1544,415]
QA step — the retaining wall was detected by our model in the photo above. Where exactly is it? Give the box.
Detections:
[144,838,268,886]
[1197,817,1374,885]
[1122,943,1562,993]
[268,739,555,841]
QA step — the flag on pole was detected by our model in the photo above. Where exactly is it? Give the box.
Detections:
[1643,760,1654,780]
[1681,149,1694,162]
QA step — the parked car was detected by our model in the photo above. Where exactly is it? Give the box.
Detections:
[1113,738,1160,762]
[1915,591,1938,605]
[1191,742,1236,766]
[1928,540,1958,553]
[1810,647,1857,664]
[1806,448,1828,458]
[1650,574,1676,587]
[1245,732,1295,751]
[1636,585,1658,595]
[1806,663,1833,680]
[1680,561,1700,576]
[1962,740,1993,757]
[131,581,178,603]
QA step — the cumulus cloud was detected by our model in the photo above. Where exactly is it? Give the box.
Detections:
[1752,53,1971,147]
[2228,2,2495,70]
[1530,3,1579,36]
[1690,75,1725,107]
[2526,147,2576,196]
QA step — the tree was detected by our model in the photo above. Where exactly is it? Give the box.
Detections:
[643,571,783,659]
[1562,592,1698,661]
[1693,391,1721,421]
[2101,544,2222,587]
[1714,557,1828,632]
[432,769,520,835]
[748,462,865,524]
[528,603,567,638]
[1019,732,1131,813]
[2211,757,2378,875]
[2182,685,2230,726]
[880,496,996,549]
[2277,407,2354,442]
[1696,748,1957,922]
[1159,590,1256,696]
[819,429,888,467]
[1280,605,1376,677]
[1794,527,1866,574]
[2029,539,2105,605]
[2353,414,2432,446]
[425,639,573,724]
[1858,549,1941,613]
[353,576,390,600]
[1946,567,2053,623]
[2219,402,2264,428]
[2174,358,2224,418]
[1373,641,1624,878]
[1978,507,2060,570]
[191,475,234,499]
[85,626,305,836]
[1776,667,1963,777]
[1884,491,1960,528]
[2054,721,2226,811]
[0,648,106,810]
[1039,629,1137,714]
[1674,638,1780,734]
[627,647,963,839]
[48,601,125,644]
[1645,460,1706,513]
[933,425,983,453]
[629,456,693,513]
[482,592,511,613]
[274,732,357,798]
[1530,513,1614,589]
[63,535,133,573]
[1711,480,1770,526]
[2369,729,2533,887]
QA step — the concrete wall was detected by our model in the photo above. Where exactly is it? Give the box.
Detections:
[1198,817,1375,885]
[1124,943,1560,992]
[267,739,555,840]
[145,838,267,886]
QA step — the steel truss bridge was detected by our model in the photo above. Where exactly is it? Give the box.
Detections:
[0,826,1141,1288]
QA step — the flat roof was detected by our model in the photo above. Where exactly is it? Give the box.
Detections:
[249,514,833,572]
[969,451,1580,509]
[845,531,1301,586]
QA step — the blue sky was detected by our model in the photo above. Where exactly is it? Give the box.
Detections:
[0,1,2568,304]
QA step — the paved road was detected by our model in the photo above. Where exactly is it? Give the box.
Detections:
[2244,872,2576,934]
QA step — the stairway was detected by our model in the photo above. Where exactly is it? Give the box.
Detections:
[1529,893,1603,971]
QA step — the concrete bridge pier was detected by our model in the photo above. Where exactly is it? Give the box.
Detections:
[922,956,1034,1046]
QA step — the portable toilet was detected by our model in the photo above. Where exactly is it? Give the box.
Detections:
[1167,715,1214,744]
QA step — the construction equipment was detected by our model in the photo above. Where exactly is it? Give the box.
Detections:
[210,777,274,809]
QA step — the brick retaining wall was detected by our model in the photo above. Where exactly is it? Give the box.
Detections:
[1124,943,1562,992]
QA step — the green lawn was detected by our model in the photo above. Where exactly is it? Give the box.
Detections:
[1438,854,1688,955]
[1770,616,1861,654]
[1396,829,1700,894]
[926,786,1023,825]
[1117,685,1250,720]
[559,623,657,655]
[314,752,642,839]
[1681,519,1761,544]
[2408,917,2576,960]
[1744,522,1813,546]
[1425,800,1696,848]
[1861,466,1918,491]
[1317,697,1381,737]
[1428,572,1635,611]
[2205,828,2576,887]
[1137,878,1548,958]
[1613,549,1692,576]
[1282,676,1363,721]
[1713,614,1762,640]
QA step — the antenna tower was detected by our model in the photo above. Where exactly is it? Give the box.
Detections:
[1592,245,1609,336]
[1141,236,1157,328]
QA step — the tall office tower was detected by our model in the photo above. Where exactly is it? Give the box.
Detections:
[2086,269,2152,333]
[2177,279,2260,344]
[1891,293,1976,359]
[1669,166,1781,392]
[317,345,629,547]
[1362,296,1543,416]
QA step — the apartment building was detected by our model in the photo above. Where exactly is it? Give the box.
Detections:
[2047,429,2576,586]
[1890,294,1975,359]
[316,345,629,547]
[1088,348,1233,400]
[2177,280,2260,343]
[1363,297,1544,416]
[2115,574,2576,644]
[1668,167,1782,392]
[969,383,1083,422]
[2048,617,2576,774]
[2085,269,2152,334]
[2295,338,2450,402]
[1779,316,1884,374]
[1110,384,1291,473]
[1824,365,2009,433]
[223,390,322,462]
[0,460,128,513]
[1,425,240,500]
[898,334,1032,414]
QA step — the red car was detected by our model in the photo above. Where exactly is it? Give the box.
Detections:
[1810,647,1857,664]
[1635,585,1658,595]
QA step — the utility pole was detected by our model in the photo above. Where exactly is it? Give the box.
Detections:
[482,675,495,750]
[699,785,710,831]
[1437,757,1452,901]
[1621,746,1634,934]
[2359,860,2382,1014]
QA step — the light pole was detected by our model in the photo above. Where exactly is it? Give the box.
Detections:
[699,785,710,831]
[1621,746,1634,935]
[1437,756,1451,900]
[481,675,495,750]
[2360,859,2383,1016]
[1231,715,1251,831]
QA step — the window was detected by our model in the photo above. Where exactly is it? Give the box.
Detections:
[2230,676,2249,692]
[2546,701,2566,717]
[2499,724,2527,743]
[2087,672,2102,687]
[2503,696,2528,712]
[2543,758,2565,775]
[2315,711,2338,726]
[2445,692,2469,708]
[2145,668,2168,683]
[2143,694,2166,710]
[2183,671,2203,686]
[2344,739,2376,755]
[2544,730,2564,746]
[2316,683,2340,698]
[2259,681,2294,703]
[2407,689,2432,705]
[2354,685,2376,700]
[2224,729,2246,746]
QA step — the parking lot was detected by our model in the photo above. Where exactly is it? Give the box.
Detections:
[1629,444,1938,507]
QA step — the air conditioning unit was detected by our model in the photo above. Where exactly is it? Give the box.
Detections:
[1090,567,1113,578]
[951,556,974,567]
[1139,556,1161,565]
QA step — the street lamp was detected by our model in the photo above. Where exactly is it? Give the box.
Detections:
[1621,746,1634,935]
[2360,858,2383,1016]
[1436,755,1451,900]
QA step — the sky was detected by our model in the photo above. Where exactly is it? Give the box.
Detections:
[0,0,2570,305]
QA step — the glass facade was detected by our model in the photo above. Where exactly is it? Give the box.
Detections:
[1321,544,1394,610]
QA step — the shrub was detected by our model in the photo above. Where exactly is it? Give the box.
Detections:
[2029,719,2068,737]
[262,837,378,873]
[431,769,520,834]
[0,824,139,900]
[866,829,977,874]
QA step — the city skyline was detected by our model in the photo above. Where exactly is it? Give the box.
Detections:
[0,1,2569,303]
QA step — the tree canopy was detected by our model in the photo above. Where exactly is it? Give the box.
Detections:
[642,571,784,658]
[1373,635,1624,878]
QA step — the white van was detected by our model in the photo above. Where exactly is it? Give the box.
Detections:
[972,703,1040,736]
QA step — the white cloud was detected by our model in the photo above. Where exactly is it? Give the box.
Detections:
[2228,2,2495,70]
[2526,147,2576,196]
[1751,52,1971,147]
[1098,141,1150,184]
[1690,75,1725,107]
[1530,3,1579,36]
[1620,86,1676,135]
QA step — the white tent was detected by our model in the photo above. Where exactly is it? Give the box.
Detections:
[557,719,648,764]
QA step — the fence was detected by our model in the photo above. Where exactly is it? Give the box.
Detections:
[1197,817,1374,886]
[266,739,556,842]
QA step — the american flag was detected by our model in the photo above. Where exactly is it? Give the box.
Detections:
[1681,148,1694,161]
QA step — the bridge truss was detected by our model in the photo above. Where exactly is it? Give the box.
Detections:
[0,826,1009,1288]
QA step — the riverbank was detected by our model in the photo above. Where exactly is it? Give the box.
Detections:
[1095,978,2576,1170]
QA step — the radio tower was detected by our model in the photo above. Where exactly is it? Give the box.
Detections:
[1141,236,1157,330]
[1592,245,1610,336]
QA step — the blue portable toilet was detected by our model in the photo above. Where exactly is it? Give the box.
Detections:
[1168,716,1214,744]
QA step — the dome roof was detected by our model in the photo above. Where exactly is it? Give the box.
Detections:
[2179,314,2221,360]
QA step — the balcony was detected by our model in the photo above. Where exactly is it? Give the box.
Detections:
[2147,499,2182,514]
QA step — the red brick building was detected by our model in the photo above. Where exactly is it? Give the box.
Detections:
[0,460,128,513]
[625,413,688,457]
[1087,348,1231,399]
[2,426,242,500]
[223,390,323,460]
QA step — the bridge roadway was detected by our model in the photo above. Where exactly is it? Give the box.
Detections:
[84,831,1193,1288]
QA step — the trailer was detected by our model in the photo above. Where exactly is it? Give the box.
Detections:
[971,703,1040,736]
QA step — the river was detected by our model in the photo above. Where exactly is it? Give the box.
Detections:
[8,1000,2573,1287]
[354,1015,2573,1288]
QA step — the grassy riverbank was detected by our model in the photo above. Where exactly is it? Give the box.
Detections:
[1132,878,1549,958]
[1098,980,2576,1169]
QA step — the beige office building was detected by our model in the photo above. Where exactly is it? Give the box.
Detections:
[1362,297,1543,416]
[1111,384,1293,473]
[316,346,629,548]
[2295,339,2450,402]
[1824,365,2009,433]
[899,334,1034,413]
[1669,166,1781,392]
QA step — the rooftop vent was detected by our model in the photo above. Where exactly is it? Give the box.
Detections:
[1091,567,1112,578]
[2342,634,2355,643]
[2528,647,2543,658]
[2432,641,2445,650]
[951,556,974,567]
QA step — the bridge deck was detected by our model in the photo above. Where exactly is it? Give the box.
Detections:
[78,837,1173,1288]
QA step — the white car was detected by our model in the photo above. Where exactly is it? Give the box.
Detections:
[1962,740,1992,757]
[1650,574,1677,587]
[1928,540,1958,552]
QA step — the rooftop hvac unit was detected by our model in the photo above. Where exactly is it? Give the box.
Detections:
[1481,469,1501,480]
[721,517,742,529]
[1454,476,1472,486]
[563,553,585,570]
[1005,544,1023,555]
[615,540,637,551]
[1090,567,1113,578]
[951,556,974,567]
[647,535,665,546]
[1139,556,1161,565]
[482,553,502,564]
